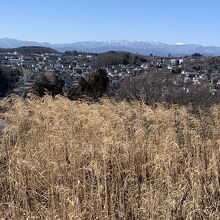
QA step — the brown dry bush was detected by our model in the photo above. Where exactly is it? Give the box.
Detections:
[116,73,219,110]
[0,96,220,219]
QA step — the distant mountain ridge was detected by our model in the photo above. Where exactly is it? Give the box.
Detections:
[1,38,220,56]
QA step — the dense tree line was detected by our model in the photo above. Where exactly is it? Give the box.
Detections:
[64,51,97,56]
[95,51,147,66]
[0,46,58,55]
[32,68,220,111]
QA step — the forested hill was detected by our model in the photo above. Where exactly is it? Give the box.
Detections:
[95,51,148,66]
[0,46,59,54]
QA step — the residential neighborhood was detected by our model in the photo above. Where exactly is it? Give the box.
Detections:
[1,47,220,97]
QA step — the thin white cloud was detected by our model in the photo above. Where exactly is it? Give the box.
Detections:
[176,42,185,45]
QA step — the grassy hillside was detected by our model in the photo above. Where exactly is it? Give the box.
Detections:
[0,96,220,219]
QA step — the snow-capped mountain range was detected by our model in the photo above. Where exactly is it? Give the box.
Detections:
[1,38,220,56]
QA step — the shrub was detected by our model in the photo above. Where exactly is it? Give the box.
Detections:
[0,66,20,96]
[69,68,109,100]
[33,75,65,97]
[0,68,8,96]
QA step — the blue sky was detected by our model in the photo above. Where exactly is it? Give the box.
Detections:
[0,0,219,46]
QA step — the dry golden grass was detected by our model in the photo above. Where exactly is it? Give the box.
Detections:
[0,96,220,219]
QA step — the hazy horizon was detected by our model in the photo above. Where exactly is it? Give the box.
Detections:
[1,37,220,48]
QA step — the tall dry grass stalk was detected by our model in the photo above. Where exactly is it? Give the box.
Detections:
[0,96,219,219]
